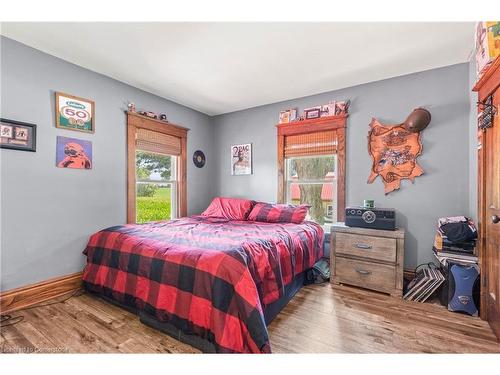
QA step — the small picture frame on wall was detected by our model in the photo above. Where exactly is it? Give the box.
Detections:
[56,136,92,169]
[231,143,252,175]
[55,92,95,133]
[0,118,37,152]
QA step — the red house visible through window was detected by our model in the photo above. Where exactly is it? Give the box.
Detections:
[286,158,337,224]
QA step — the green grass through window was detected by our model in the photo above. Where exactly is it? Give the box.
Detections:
[136,187,171,223]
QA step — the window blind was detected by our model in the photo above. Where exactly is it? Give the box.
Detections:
[136,127,181,156]
[284,130,337,157]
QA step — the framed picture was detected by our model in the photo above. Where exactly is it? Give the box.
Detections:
[321,101,336,117]
[304,106,321,120]
[231,143,252,175]
[279,110,291,124]
[56,136,92,169]
[55,92,95,133]
[279,108,299,124]
[0,118,37,152]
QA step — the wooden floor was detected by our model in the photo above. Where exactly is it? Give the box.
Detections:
[1,283,499,353]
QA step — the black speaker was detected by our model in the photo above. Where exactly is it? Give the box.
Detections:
[345,207,396,231]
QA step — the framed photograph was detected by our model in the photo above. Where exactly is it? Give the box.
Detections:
[279,110,291,124]
[55,92,95,133]
[231,143,252,175]
[321,101,336,117]
[304,106,321,120]
[56,136,92,169]
[279,108,298,124]
[0,118,37,152]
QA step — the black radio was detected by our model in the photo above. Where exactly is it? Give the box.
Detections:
[345,207,396,231]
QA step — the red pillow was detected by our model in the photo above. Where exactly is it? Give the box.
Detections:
[201,197,255,221]
[247,203,309,224]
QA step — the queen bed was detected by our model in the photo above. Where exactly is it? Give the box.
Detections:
[82,198,323,353]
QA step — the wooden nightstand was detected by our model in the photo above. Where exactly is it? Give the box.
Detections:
[330,223,405,297]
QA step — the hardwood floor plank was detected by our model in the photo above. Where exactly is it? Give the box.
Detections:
[1,283,499,353]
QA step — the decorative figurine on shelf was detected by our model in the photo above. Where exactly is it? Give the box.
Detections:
[127,102,136,113]
[335,100,351,115]
[139,111,158,119]
[159,114,168,121]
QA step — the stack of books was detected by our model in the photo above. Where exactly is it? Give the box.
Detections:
[433,231,477,266]
[404,264,445,302]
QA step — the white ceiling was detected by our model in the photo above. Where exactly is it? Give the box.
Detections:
[1,22,475,115]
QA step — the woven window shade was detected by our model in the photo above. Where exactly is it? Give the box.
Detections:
[284,130,337,157]
[136,128,181,156]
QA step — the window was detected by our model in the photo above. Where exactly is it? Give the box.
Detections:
[135,151,177,223]
[277,117,346,224]
[286,155,337,224]
[127,112,188,223]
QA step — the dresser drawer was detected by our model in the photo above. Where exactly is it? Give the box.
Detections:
[333,257,396,293]
[334,232,396,263]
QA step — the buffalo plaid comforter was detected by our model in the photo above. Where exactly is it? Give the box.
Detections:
[82,216,323,353]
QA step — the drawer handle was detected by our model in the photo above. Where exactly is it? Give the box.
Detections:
[354,243,372,250]
[355,269,372,275]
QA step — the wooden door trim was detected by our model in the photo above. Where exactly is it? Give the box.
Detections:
[276,115,347,222]
[127,112,189,223]
[0,272,83,314]
[473,56,500,322]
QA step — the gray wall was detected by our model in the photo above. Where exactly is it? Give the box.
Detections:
[0,37,216,291]
[213,63,472,269]
[1,35,475,290]
[468,57,478,222]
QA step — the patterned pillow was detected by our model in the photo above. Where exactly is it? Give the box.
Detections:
[201,197,256,221]
[247,203,309,224]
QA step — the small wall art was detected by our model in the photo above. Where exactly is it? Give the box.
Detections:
[334,100,350,115]
[304,106,322,120]
[231,143,252,175]
[56,136,92,169]
[193,150,206,168]
[56,92,95,133]
[279,108,298,124]
[0,118,37,152]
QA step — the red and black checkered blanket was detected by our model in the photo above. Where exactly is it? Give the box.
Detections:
[82,216,323,353]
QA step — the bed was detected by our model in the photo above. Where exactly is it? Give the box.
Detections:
[82,213,323,353]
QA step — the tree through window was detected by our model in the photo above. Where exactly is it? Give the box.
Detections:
[287,155,336,224]
[277,117,346,225]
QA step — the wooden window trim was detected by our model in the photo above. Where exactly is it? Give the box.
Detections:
[127,111,189,223]
[276,115,347,222]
